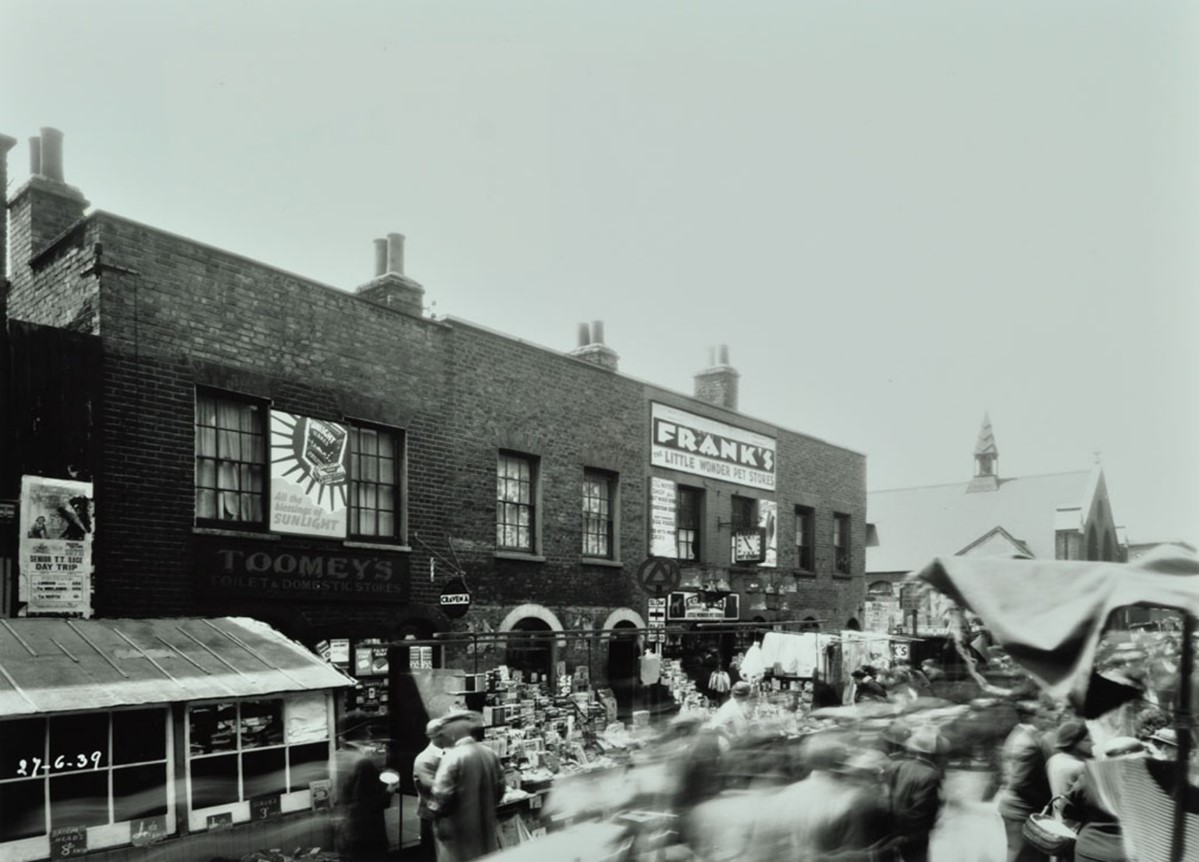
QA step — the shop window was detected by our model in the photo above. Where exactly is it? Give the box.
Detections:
[731,496,757,533]
[676,486,703,561]
[795,506,814,571]
[582,469,617,559]
[833,513,851,574]
[186,697,329,823]
[497,452,538,553]
[349,424,404,541]
[195,389,266,526]
[0,708,171,842]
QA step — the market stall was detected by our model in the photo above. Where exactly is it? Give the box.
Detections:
[0,617,353,862]
[907,546,1199,862]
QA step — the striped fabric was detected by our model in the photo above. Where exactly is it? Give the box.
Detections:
[1085,759,1199,862]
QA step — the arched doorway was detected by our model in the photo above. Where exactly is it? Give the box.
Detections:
[606,620,640,702]
[505,617,555,682]
[845,618,862,632]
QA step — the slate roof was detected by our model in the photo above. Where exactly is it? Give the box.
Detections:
[0,617,353,718]
[867,469,1095,575]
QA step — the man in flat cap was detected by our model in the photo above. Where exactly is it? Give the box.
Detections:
[428,711,506,862]
[414,716,454,860]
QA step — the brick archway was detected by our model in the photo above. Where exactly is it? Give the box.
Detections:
[499,603,567,648]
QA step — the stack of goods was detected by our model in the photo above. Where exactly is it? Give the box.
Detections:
[661,659,708,715]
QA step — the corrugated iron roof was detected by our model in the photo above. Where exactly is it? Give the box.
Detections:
[867,470,1094,574]
[0,617,354,718]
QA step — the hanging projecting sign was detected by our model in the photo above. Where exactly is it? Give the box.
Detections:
[269,411,349,538]
[650,403,776,491]
[666,590,741,621]
[439,578,472,619]
[18,475,94,617]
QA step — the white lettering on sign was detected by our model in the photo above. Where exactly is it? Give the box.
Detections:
[440,593,470,605]
[650,403,776,491]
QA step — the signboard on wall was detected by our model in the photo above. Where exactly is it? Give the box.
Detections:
[196,540,410,603]
[666,591,740,621]
[269,411,349,538]
[649,477,677,557]
[758,499,778,568]
[18,476,94,617]
[650,402,776,491]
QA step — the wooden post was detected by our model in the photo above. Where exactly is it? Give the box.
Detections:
[1171,611,1194,862]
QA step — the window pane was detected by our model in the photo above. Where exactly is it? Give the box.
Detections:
[49,771,109,829]
[242,748,287,799]
[49,714,109,772]
[113,709,166,765]
[113,764,168,821]
[0,777,45,840]
[191,753,239,809]
[240,700,284,749]
[0,717,46,778]
[190,703,237,755]
[288,742,330,792]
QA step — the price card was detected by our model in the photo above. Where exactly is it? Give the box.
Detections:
[206,812,234,832]
[50,826,87,859]
[131,815,167,846]
[310,779,333,811]
[251,794,282,821]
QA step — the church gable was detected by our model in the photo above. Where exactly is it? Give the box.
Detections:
[956,526,1034,558]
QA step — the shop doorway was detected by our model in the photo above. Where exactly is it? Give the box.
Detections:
[505,617,555,682]
[606,620,640,702]
[846,617,862,631]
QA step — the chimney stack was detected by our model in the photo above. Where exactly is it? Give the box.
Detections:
[39,127,64,182]
[355,234,425,316]
[386,232,405,275]
[0,133,17,282]
[373,238,388,277]
[569,320,619,371]
[694,344,740,411]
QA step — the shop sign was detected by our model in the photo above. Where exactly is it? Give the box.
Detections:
[50,825,87,859]
[649,477,677,557]
[269,411,349,539]
[18,476,94,618]
[666,590,740,621]
[206,812,233,832]
[196,540,410,604]
[651,402,776,491]
[131,816,167,846]
[439,578,472,619]
[731,529,767,564]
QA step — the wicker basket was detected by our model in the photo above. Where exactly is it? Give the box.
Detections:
[1022,798,1077,855]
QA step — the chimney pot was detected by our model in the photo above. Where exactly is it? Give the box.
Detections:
[386,232,405,275]
[29,136,41,175]
[577,323,591,347]
[592,320,605,345]
[39,127,64,182]
[707,347,716,367]
[719,344,730,366]
[373,239,388,277]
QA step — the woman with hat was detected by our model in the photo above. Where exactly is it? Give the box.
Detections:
[1046,718,1092,806]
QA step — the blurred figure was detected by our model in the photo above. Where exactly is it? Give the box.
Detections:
[414,717,452,860]
[711,681,753,740]
[334,714,399,862]
[1045,718,1091,807]
[1147,727,1178,760]
[429,711,506,862]
[996,705,1052,862]
[853,666,888,703]
[1059,737,1147,862]
[810,670,842,710]
[888,725,946,862]
[921,659,945,684]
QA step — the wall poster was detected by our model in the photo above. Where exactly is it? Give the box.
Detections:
[649,477,677,557]
[757,499,778,568]
[269,411,349,538]
[18,475,94,617]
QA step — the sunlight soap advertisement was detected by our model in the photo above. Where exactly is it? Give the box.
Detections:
[18,475,95,617]
[650,402,776,491]
[270,411,349,538]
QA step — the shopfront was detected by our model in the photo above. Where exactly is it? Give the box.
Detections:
[0,617,352,862]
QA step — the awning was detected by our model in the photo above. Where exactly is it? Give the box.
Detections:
[907,546,1199,700]
[0,616,354,718]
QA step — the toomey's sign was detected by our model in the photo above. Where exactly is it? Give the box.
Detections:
[651,403,776,492]
[195,540,409,604]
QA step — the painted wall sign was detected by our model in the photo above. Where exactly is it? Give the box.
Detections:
[196,541,409,603]
[649,477,678,557]
[650,403,776,491]
[18,475,94,617]
[270,411,349,538]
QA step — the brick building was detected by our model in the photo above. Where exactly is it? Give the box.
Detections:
[2,129,867,692]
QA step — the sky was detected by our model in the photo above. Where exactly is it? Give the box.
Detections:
[4,1,1197,547]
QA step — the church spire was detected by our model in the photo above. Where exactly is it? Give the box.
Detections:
[968,412,1000,492]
